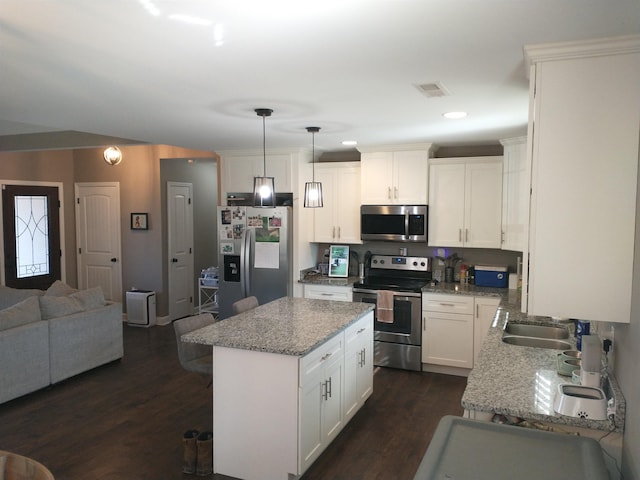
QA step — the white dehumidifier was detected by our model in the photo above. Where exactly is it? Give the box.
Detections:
[126,290,156,327]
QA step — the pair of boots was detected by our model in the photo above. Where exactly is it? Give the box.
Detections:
[182,429,213,476]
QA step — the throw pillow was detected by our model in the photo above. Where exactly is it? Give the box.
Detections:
[45,280,78,297]
[0,296,42,331]
[39,295,83,320]
[70,287,106,311]
[0,285,45,310]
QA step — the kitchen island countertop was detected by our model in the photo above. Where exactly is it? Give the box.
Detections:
[430,284,626,433]
[182,296,374,356]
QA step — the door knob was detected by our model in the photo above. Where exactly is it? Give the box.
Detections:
[110,258,117,262]
[172,258,178,263]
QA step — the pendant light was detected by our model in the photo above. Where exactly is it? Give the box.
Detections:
[304,126,323,208]
[253,108,276,207]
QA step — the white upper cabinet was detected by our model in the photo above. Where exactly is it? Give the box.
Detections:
[220,150,295,196]
[428,157,503,248]
[359,144,433,204]
[523,36,640,323]
[313,162,361,244]
[500,137,528,252]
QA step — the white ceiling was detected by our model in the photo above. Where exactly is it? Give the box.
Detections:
[1,1,639,153]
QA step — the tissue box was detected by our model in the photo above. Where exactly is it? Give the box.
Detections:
[474,265,508,288]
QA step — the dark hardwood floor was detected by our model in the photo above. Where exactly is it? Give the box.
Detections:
[0,324,467,480]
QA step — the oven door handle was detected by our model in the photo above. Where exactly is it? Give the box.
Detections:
[353,288,421,298]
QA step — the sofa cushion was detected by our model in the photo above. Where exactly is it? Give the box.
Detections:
[70,287,106,311]
[0,296,42,331]
[45,280,78,297]
[39,295,83,320]
[0,286,44,311]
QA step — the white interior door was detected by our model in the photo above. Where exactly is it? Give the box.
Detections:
[168,182,194,320]
[75,182,122,302]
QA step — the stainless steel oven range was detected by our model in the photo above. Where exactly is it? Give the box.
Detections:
[352,254,431,371]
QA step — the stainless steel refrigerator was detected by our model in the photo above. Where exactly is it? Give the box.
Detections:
[217,206,292,319]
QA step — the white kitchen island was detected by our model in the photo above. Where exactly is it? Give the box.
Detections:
[182,297,374,480]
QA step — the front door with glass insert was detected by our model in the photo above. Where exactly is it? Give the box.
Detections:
[2,185,61,290]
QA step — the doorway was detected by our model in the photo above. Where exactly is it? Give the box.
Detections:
[1,184,62,290]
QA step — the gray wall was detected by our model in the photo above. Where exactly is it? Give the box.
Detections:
[616,166,640,479]
[0,144,217,319]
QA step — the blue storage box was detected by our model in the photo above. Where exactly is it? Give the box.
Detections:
[474,265,508,288]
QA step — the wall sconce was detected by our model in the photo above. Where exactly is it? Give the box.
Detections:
[304,126,323,208]
[253,108,276,207]
[103,146,123,166]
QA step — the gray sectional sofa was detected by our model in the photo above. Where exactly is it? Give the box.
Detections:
[0,281,123,405]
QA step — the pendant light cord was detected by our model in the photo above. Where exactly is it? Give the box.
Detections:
[262,113,267,176]
[311,130,315,182]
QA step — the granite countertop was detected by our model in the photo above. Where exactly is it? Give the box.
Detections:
[298,273,359,286]
[440,285,627,433]
[182,296,374,356]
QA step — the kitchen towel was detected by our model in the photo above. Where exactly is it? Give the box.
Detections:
[377,290,394,323]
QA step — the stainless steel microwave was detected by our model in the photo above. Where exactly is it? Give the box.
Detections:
[360,205,428,242]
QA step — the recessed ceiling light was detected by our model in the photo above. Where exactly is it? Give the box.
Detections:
[342,140,357,146]
[443,111,468,119]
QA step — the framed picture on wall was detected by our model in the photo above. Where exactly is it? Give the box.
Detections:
[131,213,148,230]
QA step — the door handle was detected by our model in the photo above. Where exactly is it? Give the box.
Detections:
[172,258,178,263]
[110,258,117,262]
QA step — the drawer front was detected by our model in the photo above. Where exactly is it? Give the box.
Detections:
[300,333,343,386]
[304,285,353,302]
[423,293,474,315]
[344,313,373,353]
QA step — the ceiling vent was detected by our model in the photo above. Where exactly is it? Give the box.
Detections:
[415,82,450,98]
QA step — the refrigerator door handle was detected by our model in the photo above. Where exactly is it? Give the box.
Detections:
[242,228,253,296]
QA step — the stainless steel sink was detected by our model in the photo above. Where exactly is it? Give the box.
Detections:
[504,323,570,340]
[502,335,573,350]
[501,322,573,349]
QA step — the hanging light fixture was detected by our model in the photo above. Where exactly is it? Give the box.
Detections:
[304,126,323,208]
[253,108,276,207]
[103,146,123,165]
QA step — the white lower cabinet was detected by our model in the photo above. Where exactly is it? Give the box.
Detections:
[300,334,344,472]
[213,311,374,480]
[422,293,500,370]
[343,316,374,422]
[473,297,501,365]
[303,284,353,302]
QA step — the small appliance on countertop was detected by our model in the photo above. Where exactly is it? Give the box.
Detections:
[474,265,508,288]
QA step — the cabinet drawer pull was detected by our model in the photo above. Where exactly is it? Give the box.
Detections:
[357,327,365,334]
[320,352,332,362]
[327,377,332,399]
[394,186,398,199]
[465,229,469,242]
[459,229,462,242]
[387,186,392,199]
[438,302,456,307]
